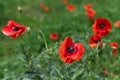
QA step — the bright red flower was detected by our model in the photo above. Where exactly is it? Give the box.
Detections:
[92,18,112,37]
[89,35,103,48]
[58,37,85,64]
[66,4,76,12]
[84,3,92,10]
[110,42,119,56]
[85,9,96,21]
[49,33,59,40]
[62,0,67,4]
[114,21,120,27]
[2,20,27,39]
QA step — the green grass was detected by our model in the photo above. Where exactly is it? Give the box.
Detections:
[0,0,120,79]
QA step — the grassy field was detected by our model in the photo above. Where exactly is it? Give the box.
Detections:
[0,0,120,80]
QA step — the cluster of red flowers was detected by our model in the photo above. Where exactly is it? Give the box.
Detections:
[84,3,96,21]
[39,1,76,12]
[2,2,119,65]
[84,3,119,56]
[89,17,112,48]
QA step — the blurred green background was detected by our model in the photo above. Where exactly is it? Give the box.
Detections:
[0,0,120,79]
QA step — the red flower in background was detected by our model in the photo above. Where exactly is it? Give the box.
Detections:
[114,21,120,27]
[85,9,96,21]
[49,33,59,40]
[89,35,103,48]
[58,37,85,64]
[40,4,49,12]
[103,69,109,75]
[85,9,96,17]
[110,42,119,49]
[66,4,76,12]
[44,6,49,11]
[92,18,112,37]
[110,42,119,56]
[62,0,67,4]
[84,3,92,10]
[40,4,46,9]
[2,20,26,39]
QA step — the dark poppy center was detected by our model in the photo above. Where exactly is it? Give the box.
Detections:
[99,23,105,29]
[94,39,99,43]
[67,46,75,53]
[12,26,19,31]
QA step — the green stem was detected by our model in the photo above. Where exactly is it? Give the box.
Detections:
[21,36,27,43]
[20,36,36,52]
[39,29,49,50]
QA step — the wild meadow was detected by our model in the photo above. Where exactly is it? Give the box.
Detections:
[0,0,120,80]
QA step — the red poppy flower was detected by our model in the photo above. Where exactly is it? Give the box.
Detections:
[114,21,120,27]
[66,4,76,12]
[40,4,49,12]
[85,9,96,17]
[110,42,119,56]
[40,4,46,9]
[44,6,49,11]
[92,18,112,37]
[110,42,119,49]
[89,35,103,48]
[58,37,85,64]
[84,3,92,10]
[62,0,67,4]
[49,33,59,40]
[2,20,27,39]
[85,9,96,21]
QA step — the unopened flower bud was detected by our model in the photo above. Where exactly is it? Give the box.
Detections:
[17,6,22,13]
